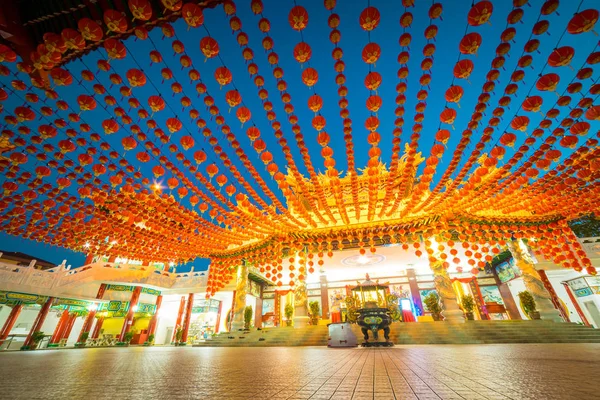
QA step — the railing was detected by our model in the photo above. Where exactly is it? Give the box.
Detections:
[0,260,208,298]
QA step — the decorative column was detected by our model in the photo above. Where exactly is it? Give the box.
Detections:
[215,300,223,333]
[22,297,54,350]
[78,283,106,342]
[0,304,23,343]
[293,280,309,328]
[49,309,70,345]
[469,279,489,320]
[562,282,591,326]
[406,268,424,316]
[426,240,463,322]
[538,270,569,322]
[491,265,521,319]
[92,315,105,339]
[171,296,186,343]
[118,286,142,342]
[231,262,248,331]
[507,240,562,321]
[61,313,78,342]
[320,274,330,319]
[274,291,281,327]
[180,293,194,345]
[254,295,263,329]
[84,254,95,265]
[146,295,163,338]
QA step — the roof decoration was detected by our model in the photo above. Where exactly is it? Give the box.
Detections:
[0,0,598,297]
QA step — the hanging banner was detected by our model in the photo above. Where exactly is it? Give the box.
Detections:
[141,287,161,296]
[106,284,135,292]
[54,298,93,308]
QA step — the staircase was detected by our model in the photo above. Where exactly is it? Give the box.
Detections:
[193,321,600,347]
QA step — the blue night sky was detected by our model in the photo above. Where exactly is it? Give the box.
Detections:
[0,0,598,270]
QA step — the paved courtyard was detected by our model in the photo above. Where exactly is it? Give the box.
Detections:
[0,345,598,400]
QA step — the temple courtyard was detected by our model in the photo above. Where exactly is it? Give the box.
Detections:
[1,345,598,399]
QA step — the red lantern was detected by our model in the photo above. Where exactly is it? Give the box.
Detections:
[536,73,560,92]
[567,9,598,34]
[362,43,381,64]
[78,18,103,42]
[293,42,312,64]
[129,0,153,20]
[459,33,482,55]
[359,7,380,31]
[182,3,204,28]
[548,46,575,68]
[468,1,493,26]
[289,6,309,31]
[301,68,319,87]
[214,67,232,87]
[453,59,474,80]
[104,9,128,33]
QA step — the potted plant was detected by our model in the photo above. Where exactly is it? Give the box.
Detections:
[309,301,320,326]
[144,334,155,346]
[284,302,294,327]
[243,306,253,331]
[21,331,46,350]
[175,327,183,345]
[518,291,540,320]
[423,292,443,321]
[461,294,475,321]
[75,332,89,348]
[118,331,135,346]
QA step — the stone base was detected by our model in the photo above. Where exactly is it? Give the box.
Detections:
[293,316,310,328]
[442,308,465,323]
[539,307,564,322]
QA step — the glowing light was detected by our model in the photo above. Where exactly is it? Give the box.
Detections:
[132,305,139,312]
[87,303,98,311]
[358,255,369,264]
[84,242,90,248]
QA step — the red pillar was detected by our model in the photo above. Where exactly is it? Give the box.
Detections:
[84,254,95,265]
[215,300,223,333]
[50,310,70,344]
[562,282,591,327]
[119,286,142,342]
[61,313,77,342]
[0,304,24,342]
[180,293,194,344]
[92,316,105,339]
[538,270,569,322]
[77,283,107,342]
[22,297,54,349]
[171,296,186,343]
[146,295,163,338]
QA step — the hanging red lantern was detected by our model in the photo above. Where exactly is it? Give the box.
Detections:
[445,86,464,105]
[453,59,474,80]
[510,116,530,132]
[182,3,204,28]
[308,95,323,113]
[468,1,493,26]
[362,43,381,64]
[78,18,103,42]
[200,37,219,60]
[548,46,575,68]
[289,6,309,31]
[567,9,598,34]
[293,42,312,64]
[214,67,233,87]
[359,7,380,31]
[126,69,146,87]
[499,132,517,147]
[459,33,482,55]
[104,9,128,33]
[364,72,382,91]
[301,68,319,87]
[129,0,153,20]
[536,73,560,92]
[166,118,183,133]
[440,108,457,127]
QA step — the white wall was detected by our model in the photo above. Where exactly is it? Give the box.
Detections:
[153,295,183,345]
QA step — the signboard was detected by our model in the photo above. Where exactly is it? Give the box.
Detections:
[567,278,593,297]
[141,287,161,296]
[0,291,48,305]
[106,284,134,292]
[54,298,92,308]
[496,258,520,283]
[585,276,600,295]
[137,303,156,314]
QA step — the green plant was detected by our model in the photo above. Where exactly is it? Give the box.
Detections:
[461,295,475,314]
[309,301,320,318]
[423,293,442,320]
[80,332,89,342]
[175,327,183,342]
[284,302,294,321]
[124,331,135,343]
[148,334,155,344]
[518,291,537,315]
[31,331,45,347]
[244,306,253,330]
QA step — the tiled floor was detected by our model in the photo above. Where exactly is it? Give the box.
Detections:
[0,345,598,399]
